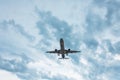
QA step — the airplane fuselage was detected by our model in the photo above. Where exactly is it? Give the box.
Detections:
[60,38,66,58]
[60,38,67,54]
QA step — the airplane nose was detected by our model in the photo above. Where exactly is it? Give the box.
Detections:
[60,38,63,42]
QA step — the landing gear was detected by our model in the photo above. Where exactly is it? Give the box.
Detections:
[62,54,65,58]
[66,53,68,56]
[58,53,60,56]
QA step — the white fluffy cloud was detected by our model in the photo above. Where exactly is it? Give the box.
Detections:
[0,0,120,80]
[0,69,20,80]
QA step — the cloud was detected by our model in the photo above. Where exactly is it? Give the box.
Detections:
[0,18,84,80]
[0,20,36,80]
[0,20,35,41]
[27,7,120,79]
[27,59,85,80]
[0,69,20,80]
[0,0,120,80]
[35,9,81,51]
[114,41,120,54]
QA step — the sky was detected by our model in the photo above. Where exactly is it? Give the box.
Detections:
[0,0,120,80]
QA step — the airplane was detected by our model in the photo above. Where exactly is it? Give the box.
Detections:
[46,38,81,59]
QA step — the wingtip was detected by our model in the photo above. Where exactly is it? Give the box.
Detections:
[46,51,49,53]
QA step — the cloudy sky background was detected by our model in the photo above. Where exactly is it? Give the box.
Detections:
[0,0,120,80]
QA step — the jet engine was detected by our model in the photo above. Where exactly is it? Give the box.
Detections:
[55,49,57,52]
[68,49,70,52]
[66,49,70,56]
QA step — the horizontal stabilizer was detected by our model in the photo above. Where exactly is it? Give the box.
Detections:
[58,58,69,59]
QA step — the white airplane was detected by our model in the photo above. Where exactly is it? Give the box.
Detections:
[46,38,81,59]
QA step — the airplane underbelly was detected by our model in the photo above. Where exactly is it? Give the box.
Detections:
[60,50,66,54]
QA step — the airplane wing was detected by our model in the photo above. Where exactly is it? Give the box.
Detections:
[46,50,60,53]
[46,51,57,53]
[67,50,81,53]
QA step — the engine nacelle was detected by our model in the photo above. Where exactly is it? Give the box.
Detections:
[68,49,70,51]
[55,49,57,52]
